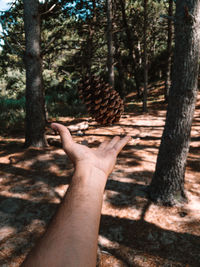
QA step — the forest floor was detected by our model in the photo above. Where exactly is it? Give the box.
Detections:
[0,81,200,267]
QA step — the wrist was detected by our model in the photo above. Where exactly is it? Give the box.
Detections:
[73,163,108,191]
[75,162,107,178]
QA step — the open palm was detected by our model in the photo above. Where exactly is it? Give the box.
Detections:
[51,123,130,177]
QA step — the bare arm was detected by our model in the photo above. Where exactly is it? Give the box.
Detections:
[21,123,130,267]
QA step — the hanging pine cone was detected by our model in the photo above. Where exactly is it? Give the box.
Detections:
[78,75,124,125]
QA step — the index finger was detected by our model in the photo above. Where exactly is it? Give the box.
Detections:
[113,136,131,155]
[51,123,74,151]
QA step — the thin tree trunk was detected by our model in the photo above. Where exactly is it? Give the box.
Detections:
[23,0,47,147]
[114,35,125,97]
[106,0,115,88]
[82,0,96,76]
[119,0,142,97]
[149,0,200,206]
[143,0,148,112]
[164,0,173,102]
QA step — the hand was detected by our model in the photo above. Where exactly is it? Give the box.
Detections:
[51,123,131,177]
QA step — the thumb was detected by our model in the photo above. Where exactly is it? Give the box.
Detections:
[51,123,74,152]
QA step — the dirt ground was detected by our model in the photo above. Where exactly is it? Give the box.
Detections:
[0,84,200,266]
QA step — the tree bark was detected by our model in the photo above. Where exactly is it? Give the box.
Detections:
[149,0,200,206]
[113,35,125,97]
[143,0,148,112]
[106,0,115,88]
[80,0,96,76]
[119,0,142,97]
[23,0,47,147]
[164,0,173,102]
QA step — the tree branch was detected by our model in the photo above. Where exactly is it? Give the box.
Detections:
[40,4,56,16]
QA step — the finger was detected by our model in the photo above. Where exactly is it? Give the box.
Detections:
[51,123,74,151]
[98,140,109,150]
[113,136,131,155]
[107,136,120,149]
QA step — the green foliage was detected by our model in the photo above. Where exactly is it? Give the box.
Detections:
[0,97,25,133]
[0,0,174,134]
[44,71,87,117]
[0,68,25,98]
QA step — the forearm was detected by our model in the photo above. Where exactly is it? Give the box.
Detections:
[21,165,107,267]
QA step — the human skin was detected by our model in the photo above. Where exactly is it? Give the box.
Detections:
[21,123,131,267]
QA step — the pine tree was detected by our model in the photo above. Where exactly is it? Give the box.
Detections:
[164,0,173,102]
[142,0,148,112]
[23,0,47,147]
[106,0,115,88]
[149,0,200,206]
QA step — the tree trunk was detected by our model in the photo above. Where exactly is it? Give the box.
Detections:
[119,0,142,97]
[149,0,200,206]
[164,0,173,102]
[142,0,148,112]
[106,0,115,88]
[23,0,47,148]
[113,35,125,97]
[81,0,96,76]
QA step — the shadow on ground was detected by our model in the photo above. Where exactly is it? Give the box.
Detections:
[99,214,200,266]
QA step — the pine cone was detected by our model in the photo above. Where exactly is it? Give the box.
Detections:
[78,75,124,125]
